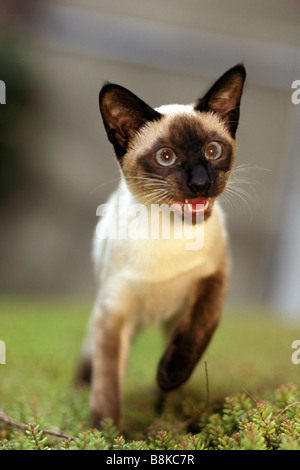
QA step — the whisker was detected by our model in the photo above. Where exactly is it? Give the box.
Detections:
[219,191,235,211]
[220,163,270,213]
[222,185,252,209]
[90,175,122,195]
[91,172,168,196]
[131,187,171,205]
[126,173,166,182]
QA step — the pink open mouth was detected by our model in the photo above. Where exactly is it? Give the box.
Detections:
[172,197,211,216]
[184,197,210,215]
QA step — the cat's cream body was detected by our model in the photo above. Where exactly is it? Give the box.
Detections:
[76,65,246,430]
[89,178,229,430]
[92,178,227,326]
[92,104,229,323]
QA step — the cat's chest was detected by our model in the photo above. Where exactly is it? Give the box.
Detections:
[94,191,227,284]
[93,190,227,324]
[118,234,217,283]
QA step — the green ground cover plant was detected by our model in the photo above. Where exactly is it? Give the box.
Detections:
[0,295,299,450]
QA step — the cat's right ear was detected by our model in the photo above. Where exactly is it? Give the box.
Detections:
[99,84,162,158]
[195,64,246,139]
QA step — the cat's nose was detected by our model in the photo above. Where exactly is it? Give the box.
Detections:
[187,166,211,194]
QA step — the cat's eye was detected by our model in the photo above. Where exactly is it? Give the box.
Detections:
[205,142,222,160]
[155,148,177,167]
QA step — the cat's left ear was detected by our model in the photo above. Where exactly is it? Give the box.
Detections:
[195,64,246,138]
[99,83,162,158]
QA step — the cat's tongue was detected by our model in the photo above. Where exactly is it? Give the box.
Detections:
[184,197,209,214]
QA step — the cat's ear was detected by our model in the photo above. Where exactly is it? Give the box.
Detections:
[99,83,162,158]
[195,64,246,138]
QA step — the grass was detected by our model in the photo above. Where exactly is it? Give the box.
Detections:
[0,295,300,450]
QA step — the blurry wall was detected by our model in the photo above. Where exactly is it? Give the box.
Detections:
[1,0,300,316]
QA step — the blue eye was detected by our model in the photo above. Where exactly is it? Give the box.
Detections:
[205,141,222,160]
[155,148,177,167]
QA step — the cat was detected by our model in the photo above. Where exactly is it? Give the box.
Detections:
[76,63,246,431]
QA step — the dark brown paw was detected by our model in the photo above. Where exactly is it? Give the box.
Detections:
[74,357,92,388]
[91,410,104,430]
[156,345,193,391]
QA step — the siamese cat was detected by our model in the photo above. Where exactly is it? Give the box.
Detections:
[76,64,246,430]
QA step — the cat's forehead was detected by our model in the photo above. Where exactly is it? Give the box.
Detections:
[133,103,233,152]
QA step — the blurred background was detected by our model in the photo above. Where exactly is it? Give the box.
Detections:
[1,0,300,319]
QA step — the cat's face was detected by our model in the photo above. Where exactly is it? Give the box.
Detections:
[119,107,236,220]
[99,64,246,221]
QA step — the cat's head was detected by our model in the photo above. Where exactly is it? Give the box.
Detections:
[99,64,246,221]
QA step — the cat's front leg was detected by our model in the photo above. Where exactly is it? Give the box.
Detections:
[91,311,132,431]
[157,269,228,391]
